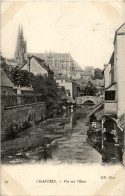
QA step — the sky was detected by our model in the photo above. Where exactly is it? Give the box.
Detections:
[1,1,125,69]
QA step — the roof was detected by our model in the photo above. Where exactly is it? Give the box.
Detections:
[92,79,104,86]
[81,73,92,77]
[116,23,125,33]
[13,86,34,91]
[28,53,74,62]
[105,82,116,91]
[20,56,53,73]
[109,52,114,64]
[88,101,104,117]
[85,66,94,70]
[95,109,104,121]
[102,63,110,74]
[117,115,124,130]
[6,58,17,63]
[66,96,76,103]
[0,68,14,87]
[114,23,125,44]
[55,74,72,82]
[33,56,53,73]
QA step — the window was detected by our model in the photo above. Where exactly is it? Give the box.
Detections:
[67,90,71,96]
[105,91,115,101]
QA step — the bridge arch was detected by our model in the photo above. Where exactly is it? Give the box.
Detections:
[75,96,99,105]
[83,100,96,105]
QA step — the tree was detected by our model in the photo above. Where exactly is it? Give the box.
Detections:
[31,74,66,109]
[11,67,34,86]
[94,68,103,80]
[84,82,98,96]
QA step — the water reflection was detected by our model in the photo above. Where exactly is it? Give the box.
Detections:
[2,105,122,164]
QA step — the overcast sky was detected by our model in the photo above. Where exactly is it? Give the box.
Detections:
[1,1,125,69]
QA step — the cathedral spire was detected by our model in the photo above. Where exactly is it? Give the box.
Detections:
[20,25,24,39]
[15,25,21,54]
[15,25,27,66]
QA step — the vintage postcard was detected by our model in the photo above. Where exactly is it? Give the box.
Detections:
[1,1,125,196]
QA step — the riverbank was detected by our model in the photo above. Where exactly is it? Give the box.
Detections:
[1,106,102,164]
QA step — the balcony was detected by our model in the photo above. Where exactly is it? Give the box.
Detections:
[104,101,117,115]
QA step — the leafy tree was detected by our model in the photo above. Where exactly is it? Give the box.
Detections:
[11,67,34,86]
[2,61,66,109]
[31,74,66,109]
[84,82,98,96]
[94,68,103,80]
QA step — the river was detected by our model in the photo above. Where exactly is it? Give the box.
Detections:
[2,106,102,164]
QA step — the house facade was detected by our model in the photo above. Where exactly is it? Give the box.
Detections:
[20,56,54,80]
[0,68,14,95]
[13,86,34,95]
[103,24,125,117]
[102,23,125,164]
[55,75,73,98]
[81,66,94,78]
[88,24,125,164]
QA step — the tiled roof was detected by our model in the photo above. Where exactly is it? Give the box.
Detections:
[95,109,104,121]
[33,56,53,73]
[20,56,53,73]
[0,68,14,87]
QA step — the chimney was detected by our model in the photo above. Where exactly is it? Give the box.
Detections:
[27,55,30,72]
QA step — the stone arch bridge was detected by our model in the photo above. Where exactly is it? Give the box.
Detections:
[75,96,102,105]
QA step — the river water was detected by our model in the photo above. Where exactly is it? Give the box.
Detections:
[2,106,102,164]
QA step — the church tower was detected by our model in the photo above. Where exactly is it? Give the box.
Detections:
[15,25,27,66]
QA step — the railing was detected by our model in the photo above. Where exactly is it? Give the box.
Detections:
[1,95,46,107]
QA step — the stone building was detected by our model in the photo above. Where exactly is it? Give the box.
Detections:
[55,74,73,98]
[81,66,94,78]
[28,52,81,78]
[80,74,92,82]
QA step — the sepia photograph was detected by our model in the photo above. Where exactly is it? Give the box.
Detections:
[1,1,125,195]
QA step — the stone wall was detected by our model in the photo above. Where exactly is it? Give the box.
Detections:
[2,102,46,141]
